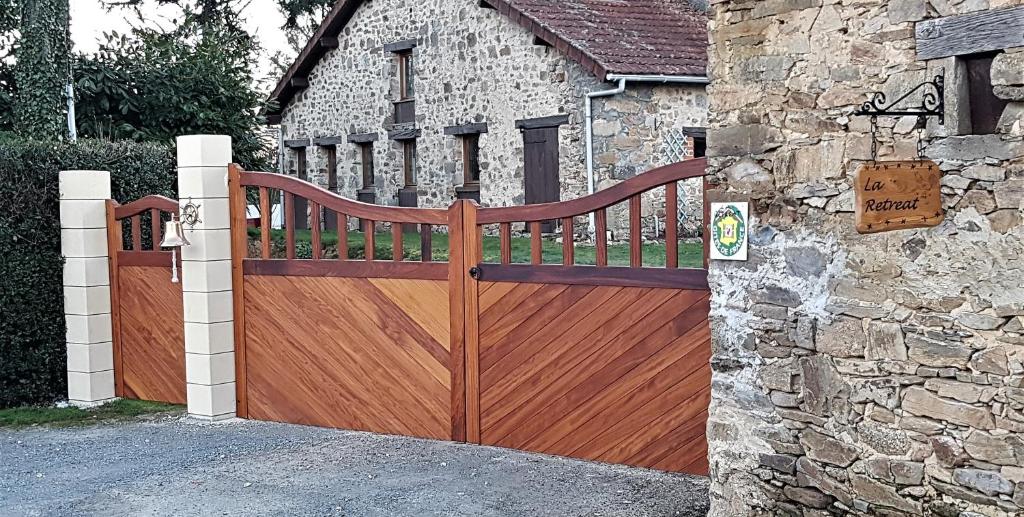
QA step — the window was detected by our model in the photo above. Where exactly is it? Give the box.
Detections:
[403,140,417,187]
[359,143,375,189]
[325,146,338,192]
[399,51,415,100]
[463,134,481,185]
[693,136,707,158]
[963,52,1008,135]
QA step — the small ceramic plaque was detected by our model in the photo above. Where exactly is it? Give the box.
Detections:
[710,202,749,261]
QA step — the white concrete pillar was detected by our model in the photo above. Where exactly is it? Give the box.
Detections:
[60,170,115,406]
[177,135,236,421]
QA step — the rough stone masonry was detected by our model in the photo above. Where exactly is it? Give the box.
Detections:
[278,0,708,236]
[705,1,1024,516]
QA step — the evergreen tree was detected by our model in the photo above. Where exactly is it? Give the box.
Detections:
[12,0,70,139]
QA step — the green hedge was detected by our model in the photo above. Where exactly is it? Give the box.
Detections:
[0,139,176,408]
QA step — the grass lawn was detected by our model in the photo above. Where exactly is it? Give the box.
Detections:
[0,399,183,429]
[249,227,705,268]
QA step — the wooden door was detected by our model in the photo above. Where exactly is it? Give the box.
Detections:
[522,127,560,233]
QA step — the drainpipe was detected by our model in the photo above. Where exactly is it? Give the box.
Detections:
[583,73,710,238]
[585,78,627,237]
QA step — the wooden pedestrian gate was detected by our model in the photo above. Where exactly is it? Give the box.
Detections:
[229,158,712,475]
[105,196,186,405]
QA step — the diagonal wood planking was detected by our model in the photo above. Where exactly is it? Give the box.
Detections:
[243,275,452,440]
[117,266,186,404]
[477,282,711,475]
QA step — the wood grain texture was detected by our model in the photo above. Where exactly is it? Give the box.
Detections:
[106,201,125,397]
[916,6,1024,60]
[477,283,711,475]
[855,161,943,234]
[243,275,452,440]
[229,164,251,417]
[117,266,186,404]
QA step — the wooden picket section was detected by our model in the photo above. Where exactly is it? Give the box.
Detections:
[231,165,459,439]
[228,158,711,474]
[106,195,186,405]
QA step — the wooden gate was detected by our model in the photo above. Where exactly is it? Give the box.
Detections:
[229,158,711,474]
[106,196,186,404]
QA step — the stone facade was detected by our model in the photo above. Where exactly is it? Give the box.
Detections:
[278,0,708,236]
[706,1,1024,516]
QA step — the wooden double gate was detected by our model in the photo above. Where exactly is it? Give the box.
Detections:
[228,158,712,476]
[105,196,187,405]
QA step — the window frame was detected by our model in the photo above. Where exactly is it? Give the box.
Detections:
[962,51,1009,136]
[402,140,417,187]
[398,51,415,101]
[359,142,375,189]
[462,134,481,186]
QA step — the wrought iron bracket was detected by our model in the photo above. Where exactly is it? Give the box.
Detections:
[854,72,945,125]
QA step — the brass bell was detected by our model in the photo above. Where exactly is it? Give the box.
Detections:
[160,216,191,248]
[159,215,190,283]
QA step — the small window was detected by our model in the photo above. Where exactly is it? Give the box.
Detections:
[292,147,308,181]
[359,143,375,189]
[403,140,417,187]
[399,51,415,100]
[325,146,338,192]
[963,51,1009,135]
[463,134,481,185]
[693,136,707,158]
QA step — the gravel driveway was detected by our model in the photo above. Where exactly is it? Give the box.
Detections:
[0,415,710,516]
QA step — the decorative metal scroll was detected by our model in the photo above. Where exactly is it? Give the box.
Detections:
[854,72,945,160]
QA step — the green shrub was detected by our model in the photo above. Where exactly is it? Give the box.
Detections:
[0,139,176,408]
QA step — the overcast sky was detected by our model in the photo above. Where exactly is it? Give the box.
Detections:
[69,0,292,86]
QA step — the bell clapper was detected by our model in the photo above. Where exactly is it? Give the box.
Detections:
[170,248,180,283]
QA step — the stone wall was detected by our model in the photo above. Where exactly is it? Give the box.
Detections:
[278,0,708,236]
[706,1,1024,516]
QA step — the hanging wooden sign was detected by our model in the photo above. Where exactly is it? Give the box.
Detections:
[855,160,944,234]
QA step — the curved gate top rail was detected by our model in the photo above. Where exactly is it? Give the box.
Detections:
[477,158,708,224]
[113,195,179,220]
[230,157,709,284]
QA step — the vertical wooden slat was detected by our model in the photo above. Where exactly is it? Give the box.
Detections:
[629,195,642,268]
[311,202,322,260]
[421,224,433,262]
[562,217,574,266]
[105,201,125,397]
[285,192,296,260]
[131,216,142,251]
[365,219,375,261]
[150,209,161,251]
[499,223,512,265]
[595,208,608,267]
[227,164,249,418]
[392,222,403,262]
[337,213,348,261]
[447,202,467,442]
[666,182,678,269]
[259,187,270,259]
[462,202,482,444]
[530,221,542,265]
[702,176,711,270]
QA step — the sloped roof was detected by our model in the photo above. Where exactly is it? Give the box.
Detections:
[486,0,708,77]
[266,0,708,119]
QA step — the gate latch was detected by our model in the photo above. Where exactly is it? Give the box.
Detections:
[468,267,481,280]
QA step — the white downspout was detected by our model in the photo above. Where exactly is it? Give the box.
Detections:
[585,78,626,237]
[584,73,710,239]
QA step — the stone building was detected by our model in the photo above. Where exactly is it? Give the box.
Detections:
[705,2,1024,516]
[266,0,710,236]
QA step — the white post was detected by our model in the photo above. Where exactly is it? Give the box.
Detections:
[60,170,115,406]
[177,135,237,421]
